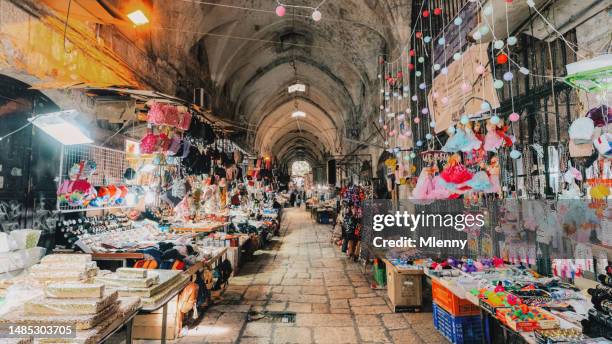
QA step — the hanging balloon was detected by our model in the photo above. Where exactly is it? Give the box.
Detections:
[496,53,509,64]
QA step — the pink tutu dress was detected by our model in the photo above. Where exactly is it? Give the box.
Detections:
[411,168,434,204]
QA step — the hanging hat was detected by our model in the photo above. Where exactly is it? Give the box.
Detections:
[568,117,595,143]
[586,105,611,127]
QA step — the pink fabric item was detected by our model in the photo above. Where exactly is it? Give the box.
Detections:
[411,169,434,204]
[140,132,159,154]
[429,176,452,199]
[178,111,192,130]
[440,163,473,184]
[484,130,504,152]
[147,103,165,125]
[162,105,180,127]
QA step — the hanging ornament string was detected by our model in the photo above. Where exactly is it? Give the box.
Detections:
[525,0,587,59]
[275,0,327,21]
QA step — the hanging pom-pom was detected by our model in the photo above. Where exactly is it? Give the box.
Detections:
[275,5,286,16]
[496,53,509,64]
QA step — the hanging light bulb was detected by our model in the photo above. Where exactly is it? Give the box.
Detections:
[275,5,286,16]
[312,9,322,21]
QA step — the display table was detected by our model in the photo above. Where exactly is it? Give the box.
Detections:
[423,269,583,344]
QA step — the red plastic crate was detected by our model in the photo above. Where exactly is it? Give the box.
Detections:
[432,279,480,316]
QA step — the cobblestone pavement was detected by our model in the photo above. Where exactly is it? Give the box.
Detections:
[141,207,445,344]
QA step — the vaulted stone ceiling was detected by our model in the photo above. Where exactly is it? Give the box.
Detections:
[149,0,411,168]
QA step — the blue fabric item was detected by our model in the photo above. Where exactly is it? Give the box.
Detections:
[466,171,492,191]
[442,128,467,152]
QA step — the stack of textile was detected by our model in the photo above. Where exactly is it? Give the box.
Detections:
[28,254,98,284]
[96,268,188,309]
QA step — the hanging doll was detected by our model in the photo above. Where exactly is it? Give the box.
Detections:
[484,118,513,152]
[463,122,483,152]
[411,166,436,204]
[440,153,474,185]
[487,156,502,196]
[465,121,486,165]
[442,124,467,153]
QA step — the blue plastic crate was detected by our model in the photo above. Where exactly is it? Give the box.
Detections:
[433,302,487,344]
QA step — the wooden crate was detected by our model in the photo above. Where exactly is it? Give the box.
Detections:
[384,260,423,312]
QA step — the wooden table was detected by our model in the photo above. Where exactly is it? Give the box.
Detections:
[92,252,145,267]
[170,223,227,234]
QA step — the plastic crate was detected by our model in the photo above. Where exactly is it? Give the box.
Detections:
[432,279,480,316]
[433,302,487,344]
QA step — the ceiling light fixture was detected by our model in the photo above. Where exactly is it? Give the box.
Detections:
[288,83,306,93]
[29,110,93,145]
[291,110,306,118]
[127,10,149,26]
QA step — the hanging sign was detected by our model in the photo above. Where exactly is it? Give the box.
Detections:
[428,44,500,134]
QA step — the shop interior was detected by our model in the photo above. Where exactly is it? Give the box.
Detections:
[0,0,610,343]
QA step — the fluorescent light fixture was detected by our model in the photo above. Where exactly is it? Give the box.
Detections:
[288,83,306,93]
[127,10,149,26]
[29,110,93,145]
[291,111,306,118]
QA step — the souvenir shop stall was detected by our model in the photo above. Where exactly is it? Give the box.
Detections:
[368,0,612,342]
[0,93,263,343]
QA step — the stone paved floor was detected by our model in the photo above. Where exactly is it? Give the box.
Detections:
[139,207,444,344]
